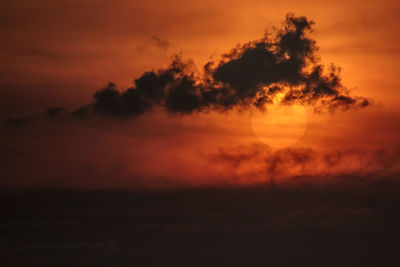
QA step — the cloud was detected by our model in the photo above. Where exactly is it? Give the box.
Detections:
[46,106,67,118]
[1,106,399,191]
[150,36,170,50]
[3,14,370,125]
[210,144,400,180]
[3,106,68,127]
[87,14,369,118]
[3,116,33,128]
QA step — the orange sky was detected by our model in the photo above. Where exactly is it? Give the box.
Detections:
[1,0,399,111]
[1,0,400,189]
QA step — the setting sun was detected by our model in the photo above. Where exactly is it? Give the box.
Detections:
[251,103,308,148]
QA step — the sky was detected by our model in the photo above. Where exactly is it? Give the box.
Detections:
[2,1,400,265]
[1,0,400,190]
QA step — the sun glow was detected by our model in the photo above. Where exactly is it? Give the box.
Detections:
[251,92,308,148]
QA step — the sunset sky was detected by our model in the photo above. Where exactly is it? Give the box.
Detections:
[1,0,400,190]
[2,1,400,265]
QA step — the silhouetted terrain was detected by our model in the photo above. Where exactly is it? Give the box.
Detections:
[2,177,400,266]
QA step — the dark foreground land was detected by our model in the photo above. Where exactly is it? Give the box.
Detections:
[1,178,400,266]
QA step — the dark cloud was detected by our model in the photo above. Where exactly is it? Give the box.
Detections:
[210,15,315,99]
[150,36,170,50]
[3,106,67,127]
[46,106,67,118]
[89,57,202,117]
[3,14,370,125]
[211,144,400,178]
[3,116,33,127]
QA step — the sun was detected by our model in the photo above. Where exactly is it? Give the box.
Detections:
[250,100,308,149]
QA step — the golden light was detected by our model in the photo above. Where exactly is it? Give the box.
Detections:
[251,93,308,148]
